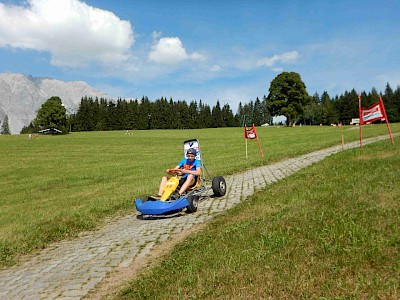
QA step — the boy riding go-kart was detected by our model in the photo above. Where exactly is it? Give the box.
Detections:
[135,139,226,216]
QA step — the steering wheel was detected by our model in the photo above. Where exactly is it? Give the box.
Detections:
[167,168,183,176]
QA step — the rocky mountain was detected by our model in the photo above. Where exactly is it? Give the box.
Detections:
[0,73,109,134]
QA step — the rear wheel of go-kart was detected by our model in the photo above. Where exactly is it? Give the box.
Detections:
[186,195,199,213]
[212,176,226,197]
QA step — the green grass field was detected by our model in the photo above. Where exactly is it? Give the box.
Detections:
[0,124,398,267]
[119,134,400,299]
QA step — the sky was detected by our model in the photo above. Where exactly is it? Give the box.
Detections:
[1,0,400,112]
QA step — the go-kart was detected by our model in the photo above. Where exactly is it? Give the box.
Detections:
[135,139,226,216]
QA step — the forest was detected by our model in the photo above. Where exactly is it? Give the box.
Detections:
[66,84,400,132]
[20,72,400,133]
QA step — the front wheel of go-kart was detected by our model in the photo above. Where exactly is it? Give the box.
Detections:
[212,176,226,197]
[186,195,199,213]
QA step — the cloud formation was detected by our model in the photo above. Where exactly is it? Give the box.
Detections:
[210,65,222,72]
[257,51,299,68]
[0,0,134,68]
[149,37,205,65]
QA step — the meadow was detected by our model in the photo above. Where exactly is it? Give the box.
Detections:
[119,133,400,299]
[0,124,398,267]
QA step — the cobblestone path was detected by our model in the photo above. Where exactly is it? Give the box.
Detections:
[0,135,394,299]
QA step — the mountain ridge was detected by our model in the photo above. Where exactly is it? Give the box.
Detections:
[0,73,109,134]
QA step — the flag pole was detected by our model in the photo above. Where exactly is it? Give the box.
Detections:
[244,124,248,159]
[358,93,363,148]
[245,139,248,159]
[253,124,264,157]
[380,96,394,145]
[257,138,264,157]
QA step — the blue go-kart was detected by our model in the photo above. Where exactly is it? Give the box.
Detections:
[135,139,226,216]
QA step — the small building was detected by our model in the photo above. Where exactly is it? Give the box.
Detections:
[350,118,359,125]
[39,128,62,134]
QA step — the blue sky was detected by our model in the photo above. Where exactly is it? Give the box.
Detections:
[1,0,399,112]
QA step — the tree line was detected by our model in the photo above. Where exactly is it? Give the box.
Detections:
[69,82,400,131]
[301,85,400,126]
[20,72,400,134]
[69,96,238,131]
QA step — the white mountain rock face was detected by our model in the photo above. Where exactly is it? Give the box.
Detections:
[0,73,109,134]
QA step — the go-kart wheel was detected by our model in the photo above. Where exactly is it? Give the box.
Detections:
[186,195,199,213]
[212,176,226,197]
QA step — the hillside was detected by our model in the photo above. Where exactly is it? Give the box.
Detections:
[0,73,109,134]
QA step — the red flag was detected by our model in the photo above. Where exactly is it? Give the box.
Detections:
[360,99,385,124]
[244,124,258,139]
[358,95,394,147]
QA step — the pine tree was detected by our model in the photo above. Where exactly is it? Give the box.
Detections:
[383,83,398,122]
[321,91,334,124]
[188,101,199,129]
[253,97,265,126]
[393,86,400,122]
[211,100,223,128]
[302,92,321,125]
[221,103,235,127]
[1,115,11,135]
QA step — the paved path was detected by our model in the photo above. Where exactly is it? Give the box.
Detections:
[0,135,394,299]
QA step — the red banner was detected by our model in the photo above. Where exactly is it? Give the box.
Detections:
[360,99,385,124]
[244,124,258,139]
[358,95,394,147]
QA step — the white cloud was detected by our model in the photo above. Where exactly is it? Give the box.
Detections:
[148,37,205,65]
[257,51,299,68]
[210,64,222,72]
[272,67,284,73]
[189,52,206,61]
[148,37,187,64]
[151,31,162,40]
[0,0,134,68]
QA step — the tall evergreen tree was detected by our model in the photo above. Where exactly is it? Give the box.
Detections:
[106,100,118,130]
[253,97,265,126]
[211,100,224,127]
[96,98,108,131]
[137,97,152,130]
[235,102,247,126]
[221,103,235,127]
[126,99,140,129]
[115,99,130,130]
[234,102,243,126]
[242,101,254,125]
[168,98,180,129]
[175,100,190,129]
[1,115,11,135]
[75,97,95,131]
[321,91,335,124]
[199,102,212,128]
[336,89,358,124]
[366,87,380,107]
[302,92,320,125]
[392,86,400,122]
[383,83,398,122]
[186,101,198,129]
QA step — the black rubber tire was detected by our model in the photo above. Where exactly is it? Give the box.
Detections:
[186,195,199,213]
[212,176,226,197]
